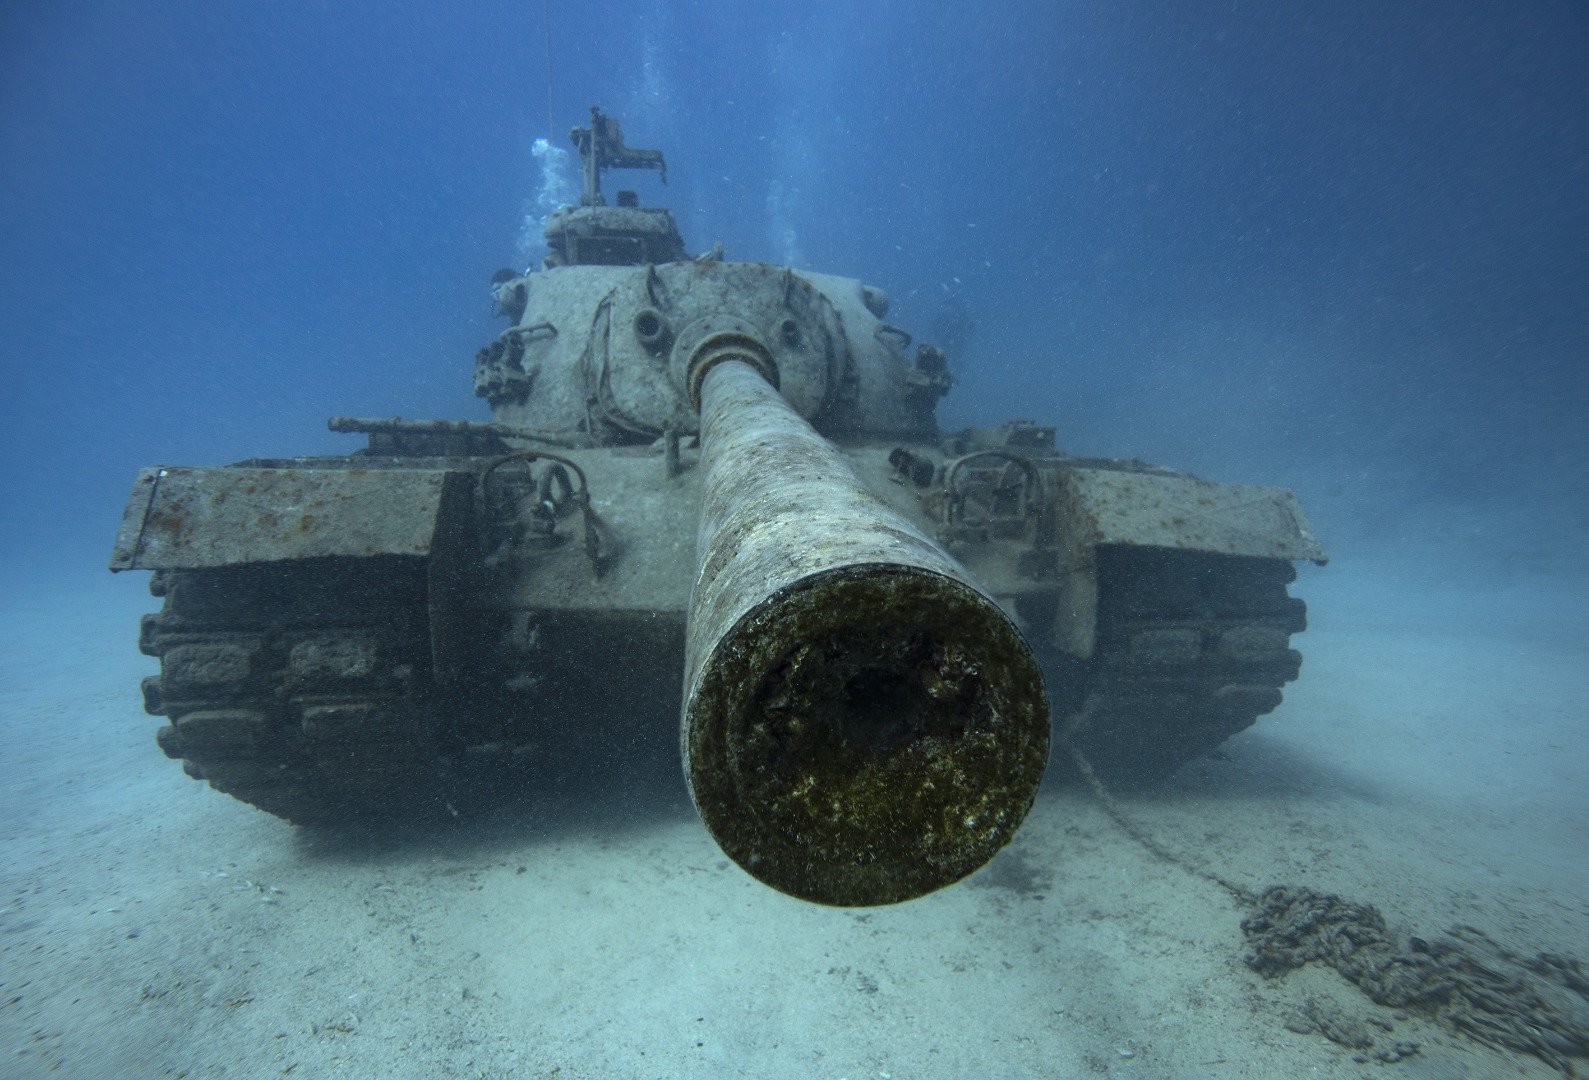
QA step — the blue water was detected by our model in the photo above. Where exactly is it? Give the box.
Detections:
[4,0,1585,594]
[1,2,1585,1075]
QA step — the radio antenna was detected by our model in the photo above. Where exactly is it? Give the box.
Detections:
[542,0,555,144]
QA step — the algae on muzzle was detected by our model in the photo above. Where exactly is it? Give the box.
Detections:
[681,357,1049,906]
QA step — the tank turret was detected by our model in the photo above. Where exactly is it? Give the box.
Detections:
[478,105,943,446]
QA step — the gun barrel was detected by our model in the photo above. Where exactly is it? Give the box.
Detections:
[682,355,1049,906]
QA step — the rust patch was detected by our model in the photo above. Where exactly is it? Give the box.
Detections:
[145,507,187,539]
[117,464,464,569]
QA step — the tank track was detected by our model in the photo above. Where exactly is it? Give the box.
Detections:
[138,547,1304,819]
[1060,547,1308,781]
[138,557,470,826]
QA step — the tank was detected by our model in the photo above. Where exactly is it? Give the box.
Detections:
[110,106,1326,905]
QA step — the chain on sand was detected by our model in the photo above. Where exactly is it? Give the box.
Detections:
[1072,747,1589,1076]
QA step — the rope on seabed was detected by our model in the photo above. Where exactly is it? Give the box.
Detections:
[1071,747,1256,905]
[1069,746,1589,1075]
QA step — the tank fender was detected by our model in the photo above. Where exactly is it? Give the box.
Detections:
[1045,465,1326,656]
[109,465,474,571]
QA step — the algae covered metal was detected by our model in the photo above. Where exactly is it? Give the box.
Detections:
[111,106,1324,905]
[682,350,1048,905]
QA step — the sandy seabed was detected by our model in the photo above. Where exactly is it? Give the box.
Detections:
[2,565,1584,1079]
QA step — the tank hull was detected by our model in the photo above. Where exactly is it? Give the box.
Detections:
[116,419,1320,827]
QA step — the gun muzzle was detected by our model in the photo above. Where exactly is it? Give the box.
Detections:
[682,347,1049,906]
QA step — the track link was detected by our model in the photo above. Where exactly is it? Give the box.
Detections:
[1061,547,1308,780]
[139,558,465,825]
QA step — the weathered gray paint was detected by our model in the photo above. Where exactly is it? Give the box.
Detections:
[110,466,455,570]
[1058,468,1327,564]
[477,260,933,440]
